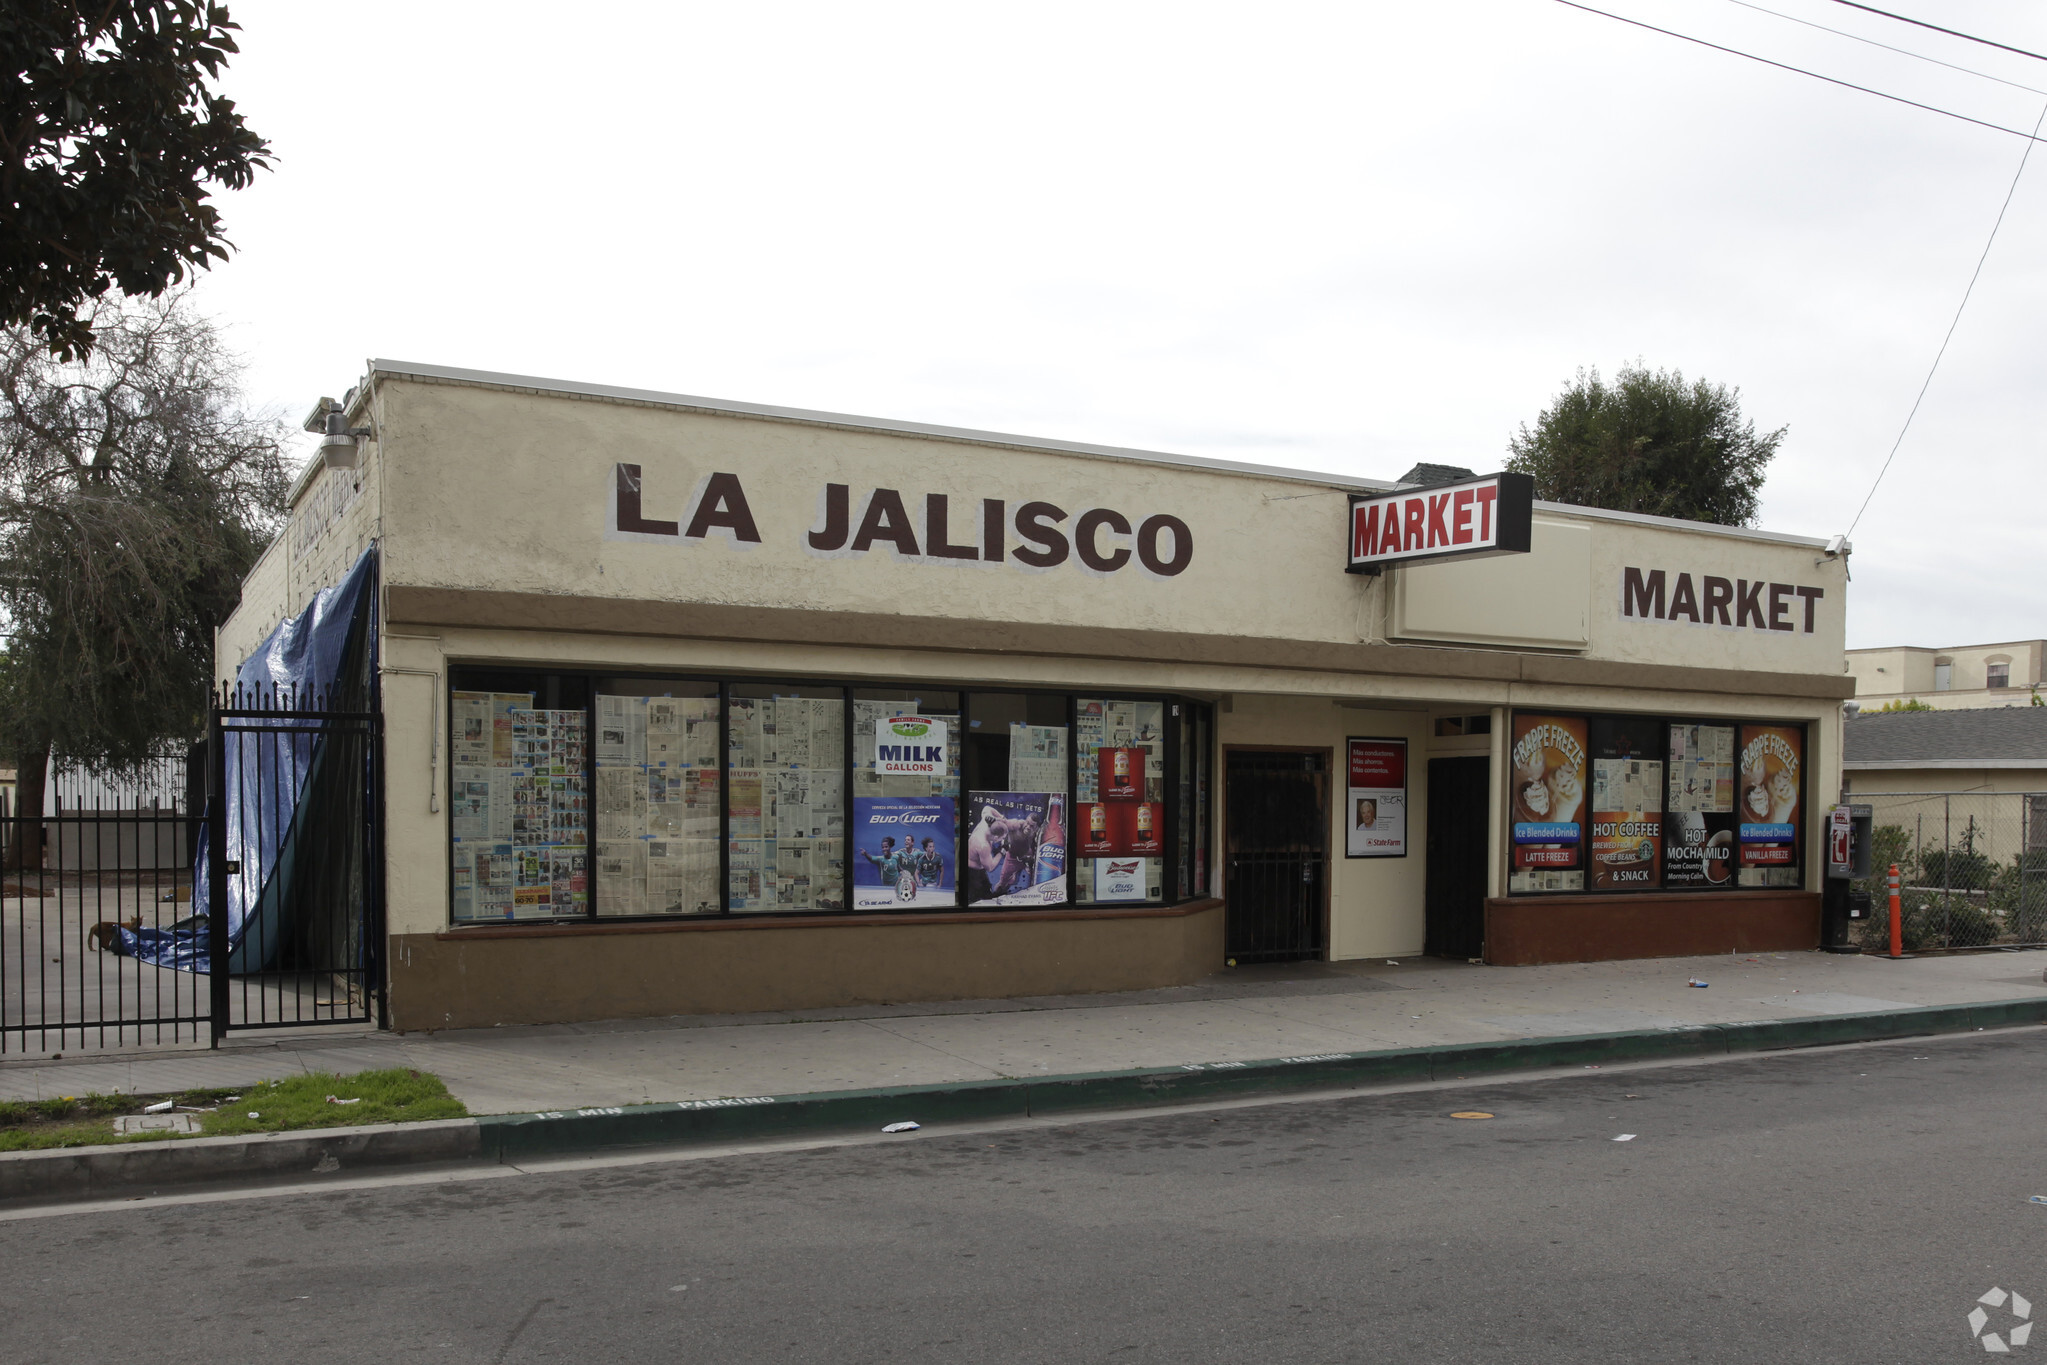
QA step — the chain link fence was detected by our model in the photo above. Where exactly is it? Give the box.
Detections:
[1849,792,2047,954]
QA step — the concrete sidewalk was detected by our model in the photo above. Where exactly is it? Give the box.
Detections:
[4,948,2044,1114]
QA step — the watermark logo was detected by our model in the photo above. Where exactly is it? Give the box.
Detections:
[1969,1287,2032,1353]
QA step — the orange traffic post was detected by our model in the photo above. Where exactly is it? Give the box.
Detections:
[1887,863,1903,959]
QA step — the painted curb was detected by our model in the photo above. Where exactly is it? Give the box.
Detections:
[6,996,2045,1203]
[0,1118,480,1204]
[481,1080,1031,1162]
[477,996,2047,1157]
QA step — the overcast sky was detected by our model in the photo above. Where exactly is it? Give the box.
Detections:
[189,0,2047,650]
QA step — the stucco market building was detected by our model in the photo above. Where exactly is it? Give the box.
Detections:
[217,362,1854,1031]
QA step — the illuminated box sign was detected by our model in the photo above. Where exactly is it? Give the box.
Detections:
[1346,471,1534,572]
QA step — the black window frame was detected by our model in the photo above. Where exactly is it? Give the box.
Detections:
[1505,707,1810,897]
[446,663,1215,926]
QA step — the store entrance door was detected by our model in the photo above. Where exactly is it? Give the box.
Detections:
[1425,756,1490,959]
[1224,749,1328,963]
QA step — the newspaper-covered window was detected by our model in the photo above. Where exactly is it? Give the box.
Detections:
[450,687,588,920]
[594,682,721,916]
[729,686,847,912]
[1074,697,1166,905]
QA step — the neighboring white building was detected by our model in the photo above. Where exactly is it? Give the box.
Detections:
[1847,640,2045,712]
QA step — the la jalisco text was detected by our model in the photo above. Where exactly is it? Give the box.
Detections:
[609,464,1193,576]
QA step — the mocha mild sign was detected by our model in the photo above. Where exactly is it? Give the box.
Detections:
[1346,471,1534,573]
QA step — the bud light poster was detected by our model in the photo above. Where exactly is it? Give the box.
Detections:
[852,796,956,909]
[966,791,1068,907]
[1093,857,1149,902]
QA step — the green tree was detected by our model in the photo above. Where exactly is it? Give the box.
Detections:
[0,292,289,867]
[1507,364,1784,526]
[1876,698,1935,712]
[1,2,270,359]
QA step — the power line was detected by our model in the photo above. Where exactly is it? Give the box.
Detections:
[1724,0,2047,96]
[1829,1,2047,66]
[1552,1,2047,143]
[1846,97,2047,537]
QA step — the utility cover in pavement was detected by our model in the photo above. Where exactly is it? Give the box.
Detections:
[114,1113,199,1135]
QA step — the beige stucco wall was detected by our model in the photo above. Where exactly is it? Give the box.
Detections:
[355,376,1845,678]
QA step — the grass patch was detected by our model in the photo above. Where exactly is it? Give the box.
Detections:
[0,1070,465,1150]
[201,1069,466,1136]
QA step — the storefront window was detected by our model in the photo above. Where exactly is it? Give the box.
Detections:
[1736,723,1804,888]
[1075,697,1166,904]
[1509,708,1805,895]
[727,685,847,912]
[448,671,591,921]
[962,693,1069,907]
[445,668,1214,924]
[1587,716,1662,892]
[852,689,960,910]
[1664,720,1738,889]
[593,680,720,916]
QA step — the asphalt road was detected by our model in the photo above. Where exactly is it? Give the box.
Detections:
[5,1029,2044,1364]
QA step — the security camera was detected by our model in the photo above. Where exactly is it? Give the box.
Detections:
[1824,534,1848,557]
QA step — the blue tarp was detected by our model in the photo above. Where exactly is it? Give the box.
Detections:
[119,546,377,971]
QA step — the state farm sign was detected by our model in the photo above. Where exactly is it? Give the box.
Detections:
[1346,472,1534,573]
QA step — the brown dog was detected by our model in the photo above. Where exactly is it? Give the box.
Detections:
[86,918,140,952]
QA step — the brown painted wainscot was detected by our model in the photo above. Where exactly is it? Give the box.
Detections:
[1483,892,1821,966]
[391,901,1225,1032]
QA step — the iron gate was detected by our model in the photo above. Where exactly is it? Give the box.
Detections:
[1225,750,1329,963]
[0,689,383,1055]
[208,686,385,1037]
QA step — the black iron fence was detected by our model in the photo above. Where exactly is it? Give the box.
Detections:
[1850,791,2047,954]
[0,689,383,1055]
[0,813,208,1052]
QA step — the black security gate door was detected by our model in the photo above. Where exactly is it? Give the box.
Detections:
[1225,750,1328,963]
[1425,756,1490,960]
